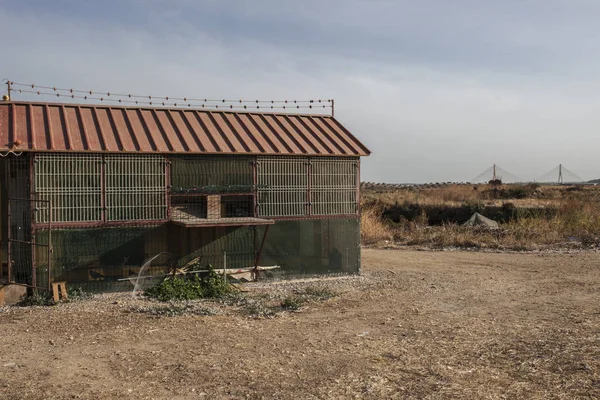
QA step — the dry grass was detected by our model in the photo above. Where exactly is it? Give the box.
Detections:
[362,184,600,250]
[360,206,393,245]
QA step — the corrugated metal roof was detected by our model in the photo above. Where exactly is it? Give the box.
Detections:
[0,101,370,156]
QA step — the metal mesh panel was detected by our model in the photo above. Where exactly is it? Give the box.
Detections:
[311,157,358,215]
[35,224,256,292]
[174,225,255,271]
[34,154,102,223]
[6,154,33,285]
[105,155,167,221]
[256,218,360,276]
[170,156,253,194]
[257,157,308,217]
[36,225,169,292]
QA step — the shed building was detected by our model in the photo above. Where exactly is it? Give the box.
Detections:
[0,101,370,292]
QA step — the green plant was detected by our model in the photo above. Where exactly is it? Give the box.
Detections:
[18,290,56,307]
[66,286,93,301]
[301,286,337,300]
[281,296,305,310]
[133,303,215,317]
[145,265,231,302]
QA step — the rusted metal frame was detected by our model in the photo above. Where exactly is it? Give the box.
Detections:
[6,163,12,282]
[165,155,171,220]
[170,192,254,198]
[252,157,258,218]
[29,155,37,287]
[252,225,257,267]
[9,239,48,246]
[47,199,52,291]
[253,224,270,279]
[5,281,50,291]
[307,158,312,216]
[172,220,273,229]
[356,160,361,215]
[32,219,167,230]
[101,154,107,221]
[269,214,359,221]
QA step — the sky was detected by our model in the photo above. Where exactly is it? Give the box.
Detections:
[1,0,600,183]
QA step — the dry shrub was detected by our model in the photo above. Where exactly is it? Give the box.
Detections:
[361,184,600,250]
[361,206,393,245]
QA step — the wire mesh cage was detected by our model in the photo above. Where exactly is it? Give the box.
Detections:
[3,151,362,292]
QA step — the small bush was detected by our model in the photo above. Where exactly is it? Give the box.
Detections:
[281,296,305,310]
[67,286,93,301]
[301,286,337,300]
[134,303,215,317]
[18,290,55,307]
[145,266,231,302]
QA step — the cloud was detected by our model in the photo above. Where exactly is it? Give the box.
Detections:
[2,1,600,182]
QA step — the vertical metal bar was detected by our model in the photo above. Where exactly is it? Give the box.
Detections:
[223,251,227,283]
[101,155,106,221]
[6,192,11,282]
[6,80,11,99]
[29,155,36,287]
[254,225,271,272]
[47,199,52,291]
[355,159,361,216]
[165,156,171,220]
[252,159,257,217]
[307,158,312,216]
[252,226,257,266]
[331,99,335,117]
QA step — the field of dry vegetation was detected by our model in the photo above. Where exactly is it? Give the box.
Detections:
[361,183,600,251]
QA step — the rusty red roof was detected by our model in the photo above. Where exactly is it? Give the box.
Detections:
[0,101,370,156]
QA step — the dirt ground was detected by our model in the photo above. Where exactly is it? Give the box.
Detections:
[1,249,600,399]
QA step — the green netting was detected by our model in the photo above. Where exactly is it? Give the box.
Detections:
[256,218,360,277]
[32,218,360,292]
[35,226,169,292]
